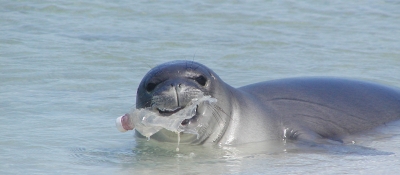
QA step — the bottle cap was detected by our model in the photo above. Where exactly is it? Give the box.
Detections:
[116,116,128,132]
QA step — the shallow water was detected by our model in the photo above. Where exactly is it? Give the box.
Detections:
[1,0,400,174]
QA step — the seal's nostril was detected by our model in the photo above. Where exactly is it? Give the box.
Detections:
[170,83,182,88]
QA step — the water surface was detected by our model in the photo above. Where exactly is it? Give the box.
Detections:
[1,0,400,174]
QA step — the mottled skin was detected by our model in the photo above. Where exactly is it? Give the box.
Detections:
[135,60,400,145]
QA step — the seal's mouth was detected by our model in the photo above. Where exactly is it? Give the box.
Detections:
[180,105,198,126]
[157,105,199,126]
[157,107,184,116]
[180,112,199,126]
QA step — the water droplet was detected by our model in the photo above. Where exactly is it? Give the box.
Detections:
[176,132,181,152]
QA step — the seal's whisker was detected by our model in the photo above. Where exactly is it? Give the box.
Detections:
[210,105,230,128]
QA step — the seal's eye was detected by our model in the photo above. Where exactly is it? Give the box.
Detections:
[194,75,207,86]
[145,82,157,92]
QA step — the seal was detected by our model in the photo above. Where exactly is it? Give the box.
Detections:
[134,60,400,145]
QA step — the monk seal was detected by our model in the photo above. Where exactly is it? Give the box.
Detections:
[132,60,400,145]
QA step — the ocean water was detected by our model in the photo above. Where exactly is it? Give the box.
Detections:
[1,0,400,174]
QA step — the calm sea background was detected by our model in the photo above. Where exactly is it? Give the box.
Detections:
[1,0,400,174]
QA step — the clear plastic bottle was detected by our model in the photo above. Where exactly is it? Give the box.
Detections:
[115,95,217,138]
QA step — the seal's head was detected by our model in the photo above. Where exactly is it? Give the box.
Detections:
[136,60,232,144]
